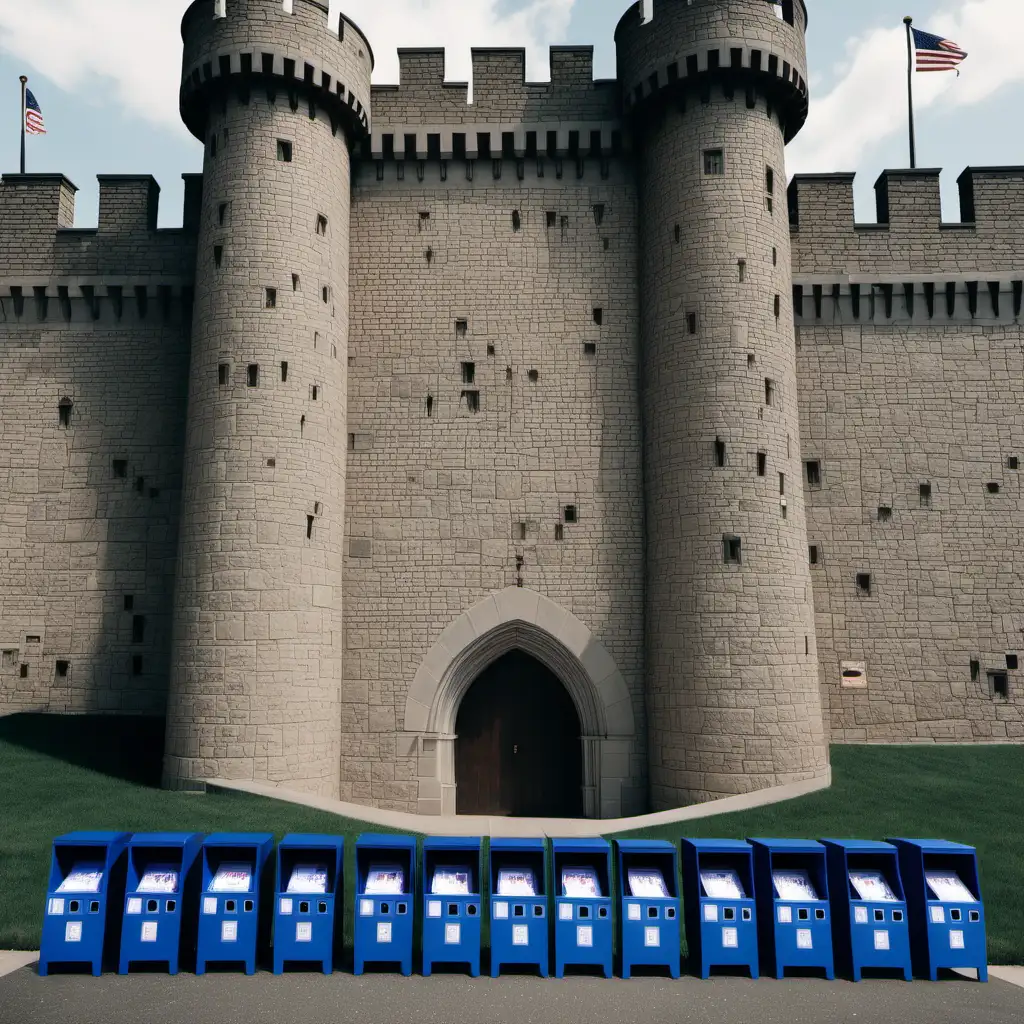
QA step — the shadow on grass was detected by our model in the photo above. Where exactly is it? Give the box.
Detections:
[0,713,165,787]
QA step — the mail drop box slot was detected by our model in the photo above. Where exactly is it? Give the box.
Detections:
[822,839,912,982]
[273,834,343,975]
[489,838,548,978]
[552,838,612,978]
[119,832,203,975]
[40,831,130,976]
[422,836,482,977]
[681,838,758,979]
[889,838,987,982]
[616,839,680,978]
[751,838,835,980]
[354,833,416,976]
[196,833,274,975]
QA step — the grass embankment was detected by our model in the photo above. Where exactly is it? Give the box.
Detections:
[2,717,1021,962]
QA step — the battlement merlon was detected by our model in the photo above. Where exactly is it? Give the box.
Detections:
[0,174,76,232]
[96,176,160,233]
[372,46,619,128]
[788,167,1024,233]
[615,0,809,142]
[179,0,373,143]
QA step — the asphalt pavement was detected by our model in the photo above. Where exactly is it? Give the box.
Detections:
[0,965,1022,1024]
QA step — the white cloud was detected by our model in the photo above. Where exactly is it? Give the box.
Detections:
[0,0,575,133]
[789,0,1024,174]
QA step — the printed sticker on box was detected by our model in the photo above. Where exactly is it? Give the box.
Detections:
[377,921,392,944]
[703,904,719,923]
[221,920,237,943]
[778,905,792,924]
[627,903,642,922]
[930,906,945,925]
[874,930,890,951]
[796,928,813,950]
[493,901,509,920]
[202,896,217,915]
[427,900,442,919]
[279,898,293,915]
[445,922,461,945]
[576,925,593,948]
[558,903,573,921]
[48,898,65,916]
[359,898,373,917]
[65,921,83,943]
[296,921,312,943]
[950,930,965,950]
[141,921,158,943]
[644,926,661,948]
[854,906,869,924]
[722,927,738,949]
[512,925,529,947]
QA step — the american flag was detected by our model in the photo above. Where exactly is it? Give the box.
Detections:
[912,28,968,73]
[25,88,46,135]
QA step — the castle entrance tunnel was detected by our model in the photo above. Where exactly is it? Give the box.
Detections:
[454,649,584,817]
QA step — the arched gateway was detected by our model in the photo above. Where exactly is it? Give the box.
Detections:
[402,588,637,818]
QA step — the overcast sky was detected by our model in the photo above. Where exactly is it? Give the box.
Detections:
[0,0,1019,226]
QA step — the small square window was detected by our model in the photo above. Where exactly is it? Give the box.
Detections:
[856,573,872,595]
[461,362,475,384]
[265,288,277,309]
[112,459,127,479]
[546,211,557,228]
[124,595,134,611]
[877,506,892,522]
[218,363,229,386]
[564,505,578,524]
[723,535,742,564]
[987,482,1000,494]
[462,390,480,413]
[1007,654,1019,670]
[277,139,293,162]
[703,149,725,175]
[455,319,468,337]
[805,460,821,487]
[1009,456,1019,470]
[757,452,767,477]
[583,342,596,357]
[528,369,539,382]
[989,671,1009,698]
[55,660,69,678]
[247,364,259,388]
[486,345,495,356]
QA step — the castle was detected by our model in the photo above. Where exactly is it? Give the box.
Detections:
[0,0,1021,819]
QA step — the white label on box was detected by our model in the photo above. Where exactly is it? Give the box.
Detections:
[48,898,65,916]
[873,930,890,951]
[576,925,593,948]
[558,903,573,921]
[854,906,869,925]
[950,930,965,950]
[445,923,461,945]
[627,903,642,922]
[221,920,237,943]
[141,921,158,943]
[722,927,738,949]
[126,898,142,916]
[359,898,374,917]
[65,921,82,943]
[427,900,442,919]
[494,901,509,920]
[377,922,392,944]
[202,896,217,915]
[644,927,660,948]
[778,906,792,924]
[296,922,312,943]
[703,904,719,923]
[930,906,945,924]
[279,898,293,915]
[796,929,813,950]
[512,925,529,947]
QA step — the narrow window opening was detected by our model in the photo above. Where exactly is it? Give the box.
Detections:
[306,515,314,540]
[1007,654,1019,670]
[277,139,293,162]
[970,659,980,681]
[292,274,299,291]
[990,671,1009,699]
[55,660,69,678]
[703,149,725,175]
[247,364,259,387]
[19,664,27,679]
[455,319,468,338]
[856,573,872,595]
[593,307,603,325]
[487,345,495,356]
[747,352,755,365]
[774,294,781,318]
[528,369,539,382]
[311,385,319,401]
[714,438,726,468]
[112,459,127,479]
[877,506,892,522]
[347,433,355,451]
[781,502,788,519]
[426,395,434,417]
[461,362,475,384]
[316,214,328,236]
[132,615,146,643]
[518,522,527,541]
[593,203,605,225]
[214,245,223,268]
[132,655,143,676]
[281,362,288,382]
[564,505,578,524]
[920,483,932,506]
[1009,456,1020,470]
[555,524,564,541]
[265,288,277,309]
[58,398,72,428]
[322,287,329,304]
[135,477,145,494]
[765,378,776,406]
[218,203,228,225]
[723,535,742,564]
[511,210,521,231]
[674,224,681,243]
[805,460,821,487]
[757,452,767,477]
[687,312,697,335]
[546,211,556,228]
[219,363,229,386]
[738,260,746,282]
[779,472,785,495]
[124,595,134,611]
[809,545,819,566]
[772,247,778,266]
[766,167,775,194]
[462,390,480,413]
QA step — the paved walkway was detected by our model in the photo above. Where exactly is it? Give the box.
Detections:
[0,963,1021,1024]
[206,770,832,837]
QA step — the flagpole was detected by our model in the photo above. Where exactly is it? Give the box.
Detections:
[904,17,917,169]
[19,75,27,174]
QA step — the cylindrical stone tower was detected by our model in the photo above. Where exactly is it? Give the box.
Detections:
[164,0,372,795]
[616,0,828,807]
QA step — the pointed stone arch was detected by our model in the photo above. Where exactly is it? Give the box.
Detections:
[402,588,637,818]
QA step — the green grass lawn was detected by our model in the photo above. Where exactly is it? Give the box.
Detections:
[2,716,1022,963]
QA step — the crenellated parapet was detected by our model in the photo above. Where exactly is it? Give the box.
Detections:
[179,0,372,142]
[789,167,1024,274]
[615,0,809,141]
